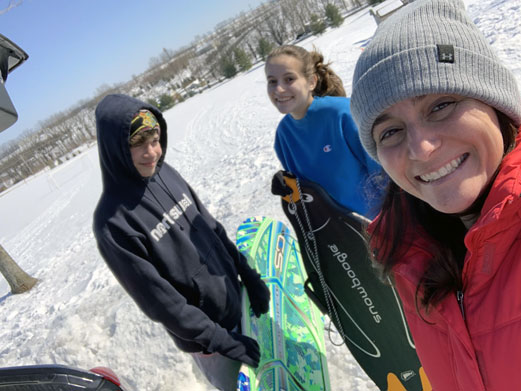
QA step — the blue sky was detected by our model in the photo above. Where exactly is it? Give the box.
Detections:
[0,0,265,145]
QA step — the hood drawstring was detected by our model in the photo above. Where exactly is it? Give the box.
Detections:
[145,183,185,230]
[144,172,198,232]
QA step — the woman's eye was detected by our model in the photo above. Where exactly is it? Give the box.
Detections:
[380,128,397,141]
[429,99,456,119]
[432,101,453,112]
[375,127,402,146]
[285,77,294,83]
[267,79,276,86]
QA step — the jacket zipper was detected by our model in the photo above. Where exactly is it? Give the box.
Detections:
[456,290,465,321]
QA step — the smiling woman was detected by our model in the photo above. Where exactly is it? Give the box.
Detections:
[350,0,521,390]
[372,95,505,215]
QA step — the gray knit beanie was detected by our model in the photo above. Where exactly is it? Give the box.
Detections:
[351,0,521,161]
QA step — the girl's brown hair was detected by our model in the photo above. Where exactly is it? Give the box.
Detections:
[266,45,346,97]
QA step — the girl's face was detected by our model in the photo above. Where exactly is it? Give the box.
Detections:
[265,54,317,120]
[373,94,504,214]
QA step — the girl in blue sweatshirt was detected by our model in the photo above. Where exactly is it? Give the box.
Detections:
[265,45,383,217]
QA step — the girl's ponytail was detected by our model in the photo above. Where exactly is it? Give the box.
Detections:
[310,50,346,97]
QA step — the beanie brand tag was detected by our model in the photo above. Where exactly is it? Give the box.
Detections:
[437,44,455,63]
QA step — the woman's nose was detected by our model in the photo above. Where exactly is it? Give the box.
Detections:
[407,125,441,161]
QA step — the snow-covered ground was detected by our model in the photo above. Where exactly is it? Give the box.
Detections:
[0,0,519,390]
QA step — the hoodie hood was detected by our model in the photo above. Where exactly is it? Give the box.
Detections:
[95,94,168,191]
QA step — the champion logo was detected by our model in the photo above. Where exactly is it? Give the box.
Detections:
[400,370,416,382]
[323,144,332,152]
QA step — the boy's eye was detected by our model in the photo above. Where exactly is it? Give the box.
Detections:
[129,138,143,148]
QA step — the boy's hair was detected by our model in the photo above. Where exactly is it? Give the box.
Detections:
[129,127,159,147]
[129,109,161,147]
[267,45,346,97]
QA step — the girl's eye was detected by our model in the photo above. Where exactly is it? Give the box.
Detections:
[285,77,294,83]
[267,79,276,86]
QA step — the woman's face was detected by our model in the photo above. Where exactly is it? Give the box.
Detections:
[373,94,504,214]
[265,54,316,120]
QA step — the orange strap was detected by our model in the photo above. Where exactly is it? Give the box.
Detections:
[386,367,432,391]
[281,175,301,203]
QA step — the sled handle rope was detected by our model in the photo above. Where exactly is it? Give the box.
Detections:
[284,175,347,347]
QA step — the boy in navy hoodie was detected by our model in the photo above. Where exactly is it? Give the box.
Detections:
[93,94,269,391]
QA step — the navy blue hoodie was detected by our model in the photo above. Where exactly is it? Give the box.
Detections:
[93,94,258,353]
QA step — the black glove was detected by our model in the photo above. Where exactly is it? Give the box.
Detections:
[244,276,270,317]
[271,170,294,197]
[219,332,260,368]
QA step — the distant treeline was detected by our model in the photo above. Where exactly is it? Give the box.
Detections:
[0,0,379,192]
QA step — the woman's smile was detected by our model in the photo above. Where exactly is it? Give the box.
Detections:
[416,153,468,183]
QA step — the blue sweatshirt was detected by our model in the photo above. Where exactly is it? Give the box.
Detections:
[93,94,259,354]
[274,96,383,217]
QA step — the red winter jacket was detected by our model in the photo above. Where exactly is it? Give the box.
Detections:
[370,132,521,390]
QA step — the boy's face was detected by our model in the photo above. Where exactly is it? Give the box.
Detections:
[129,131,162,177]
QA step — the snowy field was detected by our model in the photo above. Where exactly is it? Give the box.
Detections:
[0,0,520,390]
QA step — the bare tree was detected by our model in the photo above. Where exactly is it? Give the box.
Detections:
[0,17,39,294]
[336,0,350,12]
[0,245,38,294]
[0,0,22,15]
[260,4,290,45]
[280,0,307,37]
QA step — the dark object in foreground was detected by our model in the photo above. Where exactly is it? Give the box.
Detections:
[0,364,126,390]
